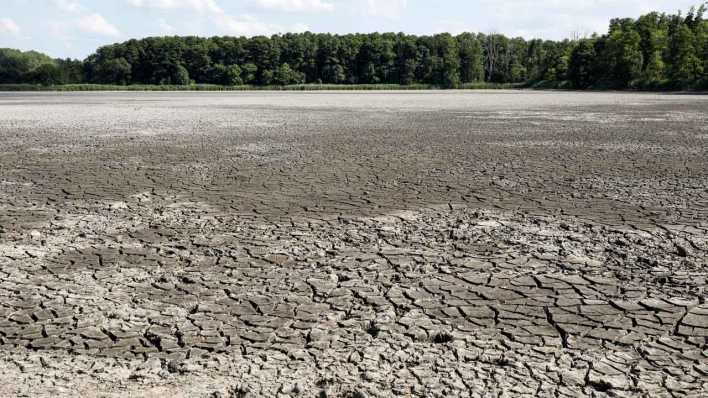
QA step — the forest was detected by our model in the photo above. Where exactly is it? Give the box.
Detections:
[1,5,707,89]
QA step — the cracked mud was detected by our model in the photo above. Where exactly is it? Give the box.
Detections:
[0,91,707,397]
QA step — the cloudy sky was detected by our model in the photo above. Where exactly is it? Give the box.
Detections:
[0,0,701,59]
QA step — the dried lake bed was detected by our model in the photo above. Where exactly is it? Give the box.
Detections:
[0,91,707,397]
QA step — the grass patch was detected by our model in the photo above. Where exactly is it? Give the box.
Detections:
[4,81,701,92]
[0,82,525,92]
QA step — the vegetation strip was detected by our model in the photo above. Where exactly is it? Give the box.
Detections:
[0,5,706,90]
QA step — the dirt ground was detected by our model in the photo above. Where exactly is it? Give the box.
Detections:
[0,91,707,397]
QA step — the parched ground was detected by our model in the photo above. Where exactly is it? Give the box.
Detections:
[0,91,707,397]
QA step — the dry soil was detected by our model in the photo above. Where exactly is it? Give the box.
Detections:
[0,91,707,397]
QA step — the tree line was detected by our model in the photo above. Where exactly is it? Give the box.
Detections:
[1,5,706,89]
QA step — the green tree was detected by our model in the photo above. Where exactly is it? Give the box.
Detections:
[568,39,597,88]
[525,39,546,81]
[322,62,346,84]
[433,34,460,87]
[272,63,304,85]
[635,12,669,77]
[96,58,132,84]
[457,33,484,82]
[416,44,434,83]
[643,51,666,81]
[539,41,570,82]
[605,21,644,85]
[395,35,419,85]
[30,63,62,85]
[212,64,243,85]
[183,42,213,83]
[3,5,705,89]
[668,23,703,81]
[241,63,258,84]
[699,20,708,78]
[356,41,380,83]
[57,59,85,83]
[509,61,527,82]
[0,48,56,83]
[172,64,190,85]
[245,36,280,84]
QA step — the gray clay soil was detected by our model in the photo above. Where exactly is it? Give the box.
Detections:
[0,91,707,397]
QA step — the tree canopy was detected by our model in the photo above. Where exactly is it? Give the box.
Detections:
[2,4,706,89]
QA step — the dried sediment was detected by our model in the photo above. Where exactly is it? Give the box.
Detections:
[0,91,707,397]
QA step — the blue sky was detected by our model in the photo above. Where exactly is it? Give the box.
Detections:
[0,0,701,59]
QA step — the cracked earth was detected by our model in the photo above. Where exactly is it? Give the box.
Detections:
[0,91,707,397]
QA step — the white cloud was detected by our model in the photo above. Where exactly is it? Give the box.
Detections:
[476,0,608,37]
[76,13,121,37]
[254,0,334,13]
[127,0,310,37]
[158,18,177,35]
[472,0,698,39]
[432,20,475,36]
[52,0,83,13]
[0,18,21,36]
[126,0,222,13]
[214,13,309,36]
[290,22,310,32]
[366,0,407,18]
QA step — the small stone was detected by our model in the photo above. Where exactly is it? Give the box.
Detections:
[108,201,128,210]
[348,351,362,364]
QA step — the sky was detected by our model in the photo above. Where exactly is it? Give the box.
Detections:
[0,0,702,59]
